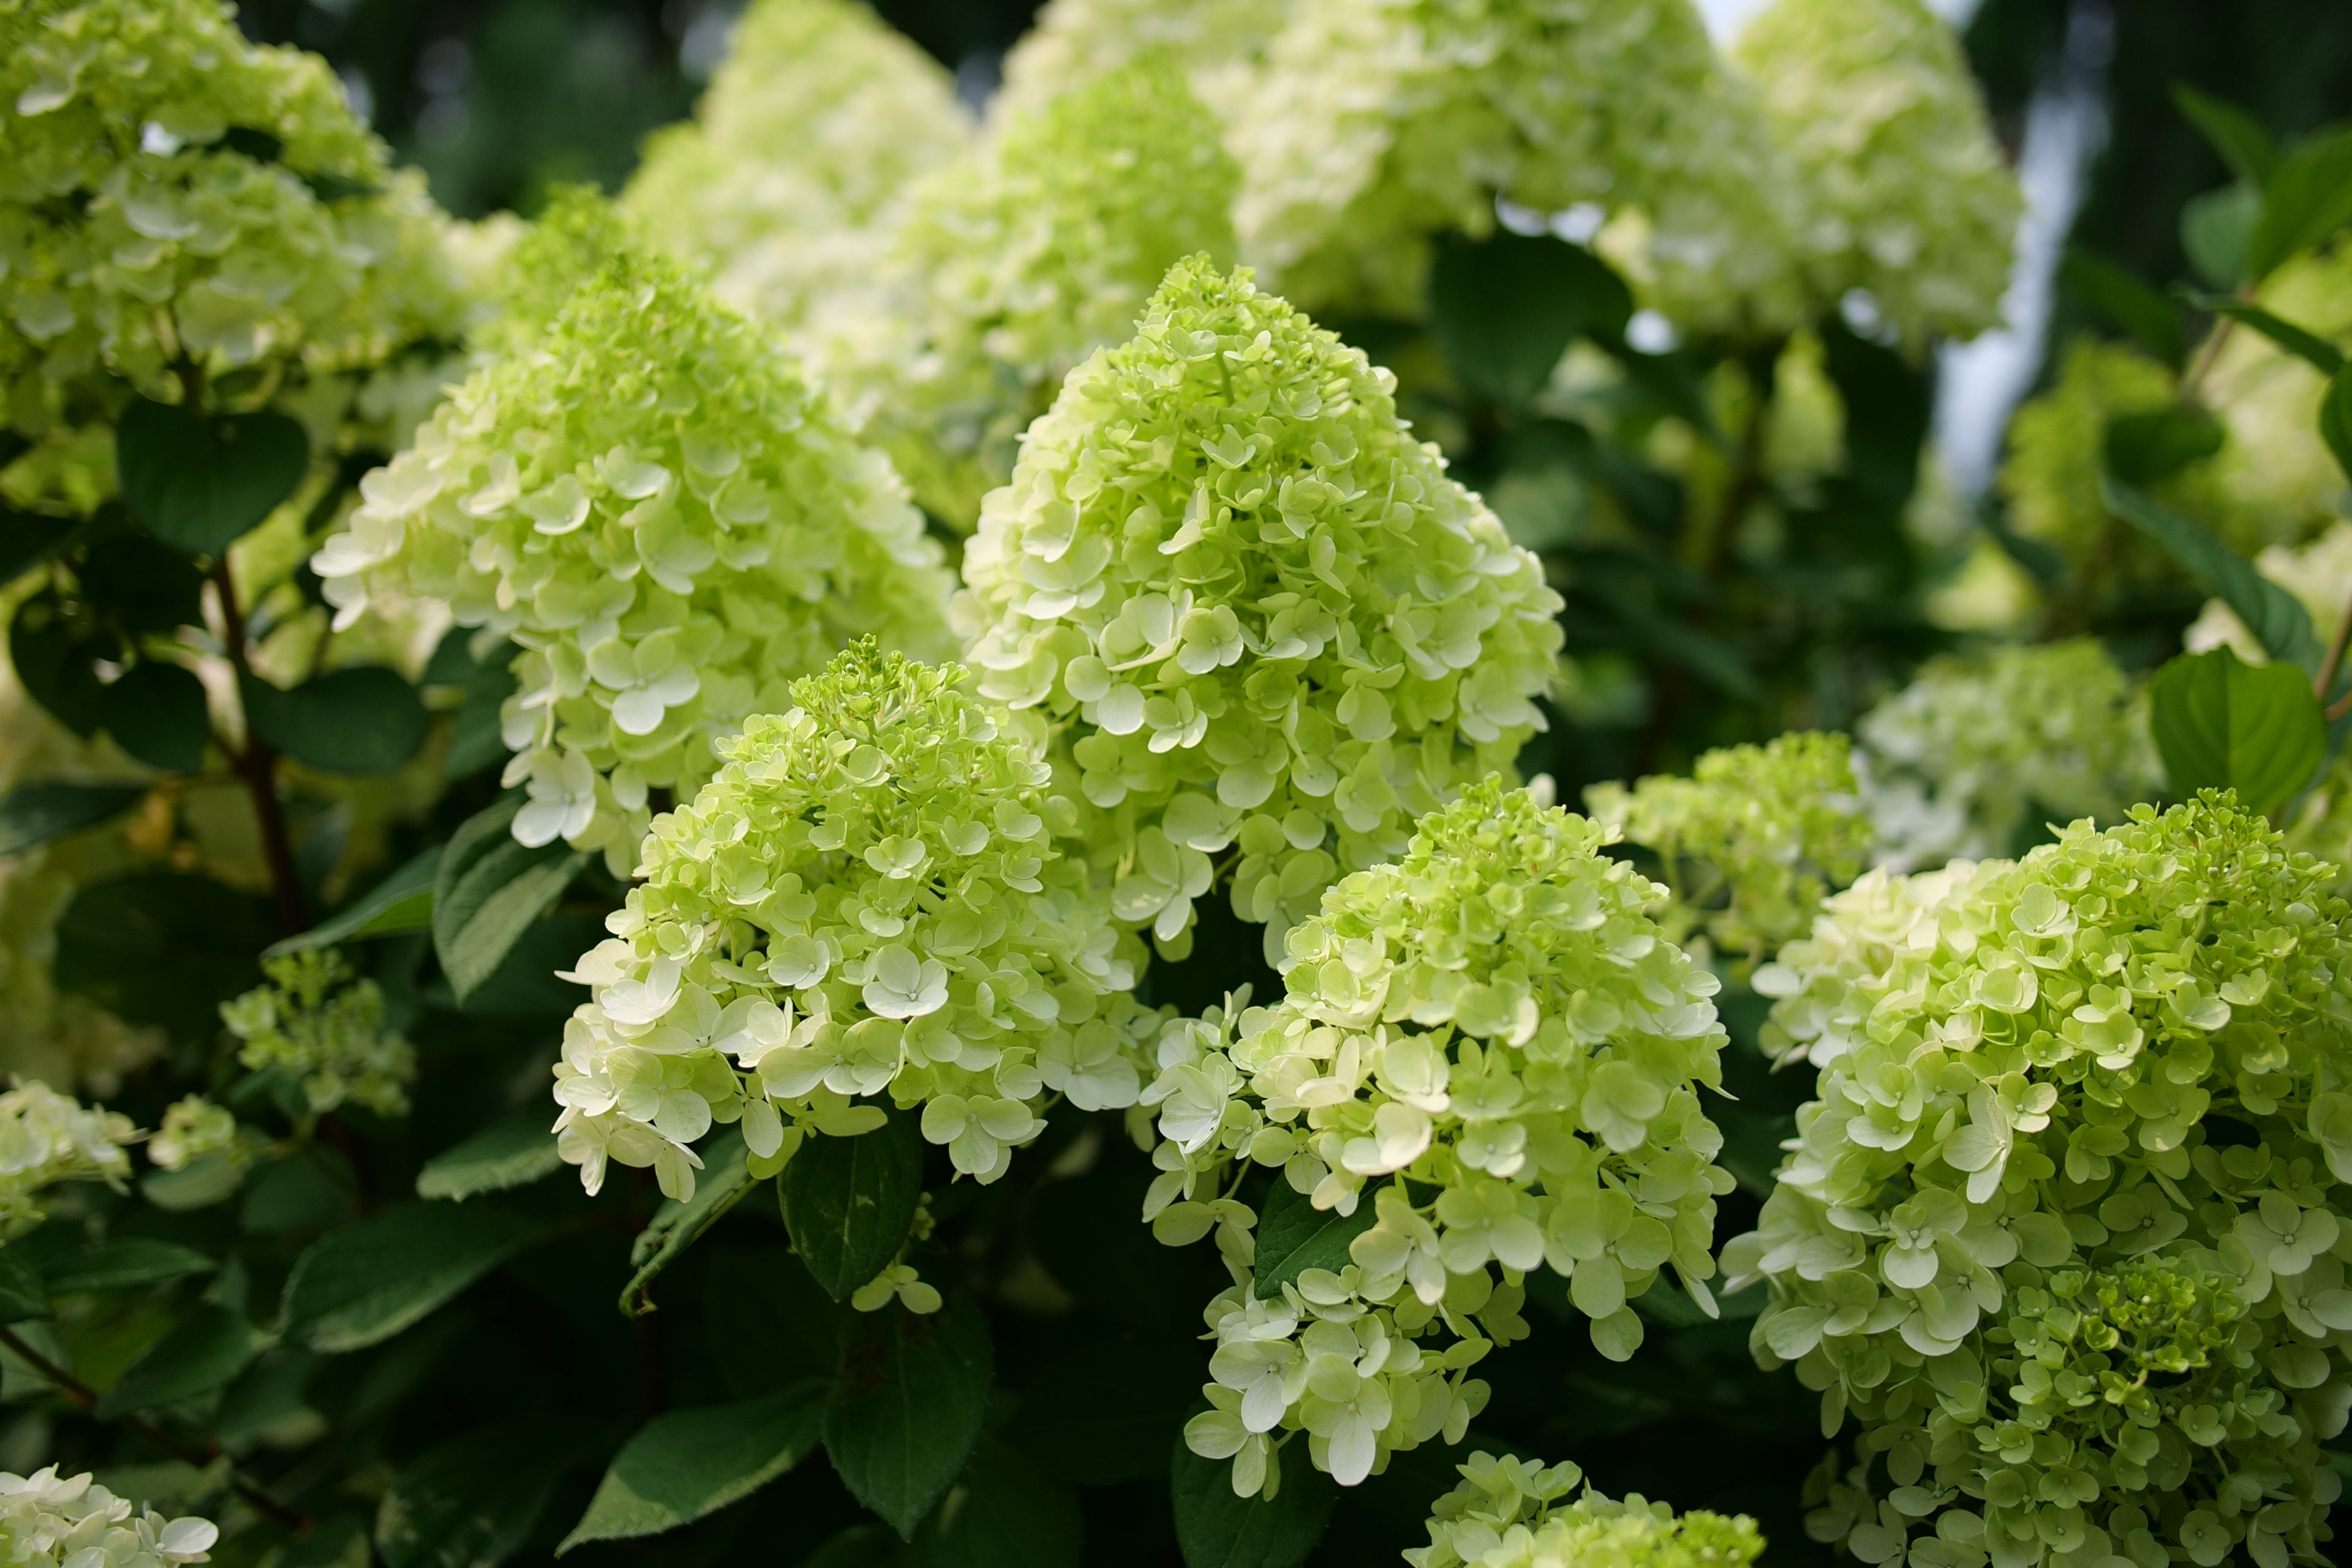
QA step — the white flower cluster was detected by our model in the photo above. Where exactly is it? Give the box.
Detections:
[312,248,955,868]
[957,257,1564,960]
[221,950,414,1118]
[0,1079,136,1238]
[1146,782,1735,1494]
[0,1469,216,1567]
[1409,1450,1765,1568]
[993,0,1288,120]
[552,644,1161,1200]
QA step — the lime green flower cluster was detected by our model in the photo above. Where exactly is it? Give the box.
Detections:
[958,258,1564,959]
[312,251,954,869]
[851,62,1241,531]
[1409,1450,1765,1568]
[0,0,468,407]
[1855,638,2160,870]
[470,185,645,358]
[621,0,970,333]
[0,1080,137,1238]
[552,644,1160,1202]
[1148,782,1735,1494]
[1728,796,2352,1568]
[145,1094,238,1172]
[1586,731,1869,968]
[1226,0,1804,330]
[221,950,415,1117]
[1732,0,2021,349]
[994,0,1286,119]
[0,1468,217,1566]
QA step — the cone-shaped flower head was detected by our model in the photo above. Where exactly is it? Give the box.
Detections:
[552,643,1160,1201]
[848,61,1242,530]
[995,0,1290,119]
[472,184,646,358]
[959,258,1564,957]
[1409,1450,1765,1568]
[1225,0,1804,329]
[0,1080,136,1238]
[1726,794,2352,1568]
[312,250,956,867]
[1147,782,1734,1494]
[221,949,415,1118]
[0,1468,218,1566]
[1,0,469,403]
[621,0,971,331]
[1734,0,2021,349]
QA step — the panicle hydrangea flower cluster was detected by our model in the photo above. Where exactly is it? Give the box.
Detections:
[552,643,1161,1201]
[312,249,956,868]
[1224,0,1806,331]
[1730,0,2021,350]
[1855,639,2160,872]
[469,184,645,358]
[1727,795,2352,1568]
[993,0,1289,119]
[1585,731,1870,969]
[1145,782,1735,1494]
[145,1093,239,1172]
[0,0,469,409]
[620,0,971,334]
[843,62,1242,532]
[0,1469,216,1567]
[1408,1450,1765,1568]
[2198,241,2352,551]
[221,949,415,1117]
[957,258,1564,960]
[0,1079,136,1238]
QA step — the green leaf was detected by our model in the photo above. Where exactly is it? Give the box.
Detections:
[376,1421,580,1568]
[243,666,428,775]
[2063,249,2184,366]
[94,1304,267,1417]
[1253,1179,1379,1302]
[116,398,309,557]
[451,912,597,1019]
[1006,1335,1206,1485]
[779,1112,923,1302]
[2101,475,2324,671]
[2148,647,2327,820]
[802,1526,905,1568]
[555,1381,825,1552]
[2182,292,2345,375]
[2173,85,2278,187]
[2323,364,2352,482]
[77,531,205,632]
[2181,183,2260,289]
[417,1109,564,1202]
[267,845,441,959]
[0,508,79,590]
[0,1250,51,1325]
[1169,1438,1335,1568]
[909,1439,1081,1568]
[2248,126,2352,280]
[53,873,272,1038]
[42,1238,217,1295]
[433,799,586,1003]
[141,1152,247,1213]
[824,1300,993,1540]
[1428,230,1630,407]
[447,648,517,781]
[10,587,113,736]
[2101,406,2225,486]
[281,1203,536,1352]
[620,1129,752,1315]
[0,782,148,858]
[100,663,209,772]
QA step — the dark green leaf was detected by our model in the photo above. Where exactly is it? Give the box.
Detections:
[451,912,597,1019]
[1820,318,1929,512]
[446,646,517,780]
[1169,1437,1335,1568]
[780,1113,923,1302]
[116,398,309,556]
[620,1129,753,1315]
[267,845,441,958]
[376,1421,579,1568]
[1007,1335,1205,1485]
[0,782,148,858]
[421,627,477,687]
[2101,406,2225,486]
[1254,1180,1379,1302]
[94,1304,266,1417]
[2323,364,2352,481]
[417,1108,564,1202]
[1428,231,1630,406]
[281,1203,536,1352]
[243,666,428,775]
[100,663,209,772]
[10,587,113,736]
[804,1526,906,1568]
[824,1300,994,1540]
[2248,126,2352,280]
[2181,183,2260,289]
[75,531,205,631]
[433,798,586,1003]
[2063,250,2184,366]
[54,873,271,1038]
[0,509,78,590]
[555,1381,825,1552]
[142,1152,248,1213]
[218,126,287,164]
[43,1238,216,1295]
[277,1513,371,1568]
[910,1439,1081,1568]
[2148,647,2327,820]
[2173,85,2278,186]
[2102,475,2324,671]
[0,1250,50,1325]
[2182,292,2345,375]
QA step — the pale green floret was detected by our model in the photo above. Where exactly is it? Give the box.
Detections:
[0,1080,136,1238]
[0,1467,217,1566]
[146,1093,238,1172]
[221,949,415,1118]
[1855,638,2161,870]
[847,61,1242,531]
[552,643,1161,1202]
[1586,730,1869,970]
[312,250,956,868]
[1409,1449,1766,1568]
[957,257,1565,959]
[1147,780,1734,1495]
[1733,0,2022,349]
[1226,0,1806,331]
[1727,794,2352,1568]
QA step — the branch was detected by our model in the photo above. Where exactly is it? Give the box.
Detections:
[209,561,306,937]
